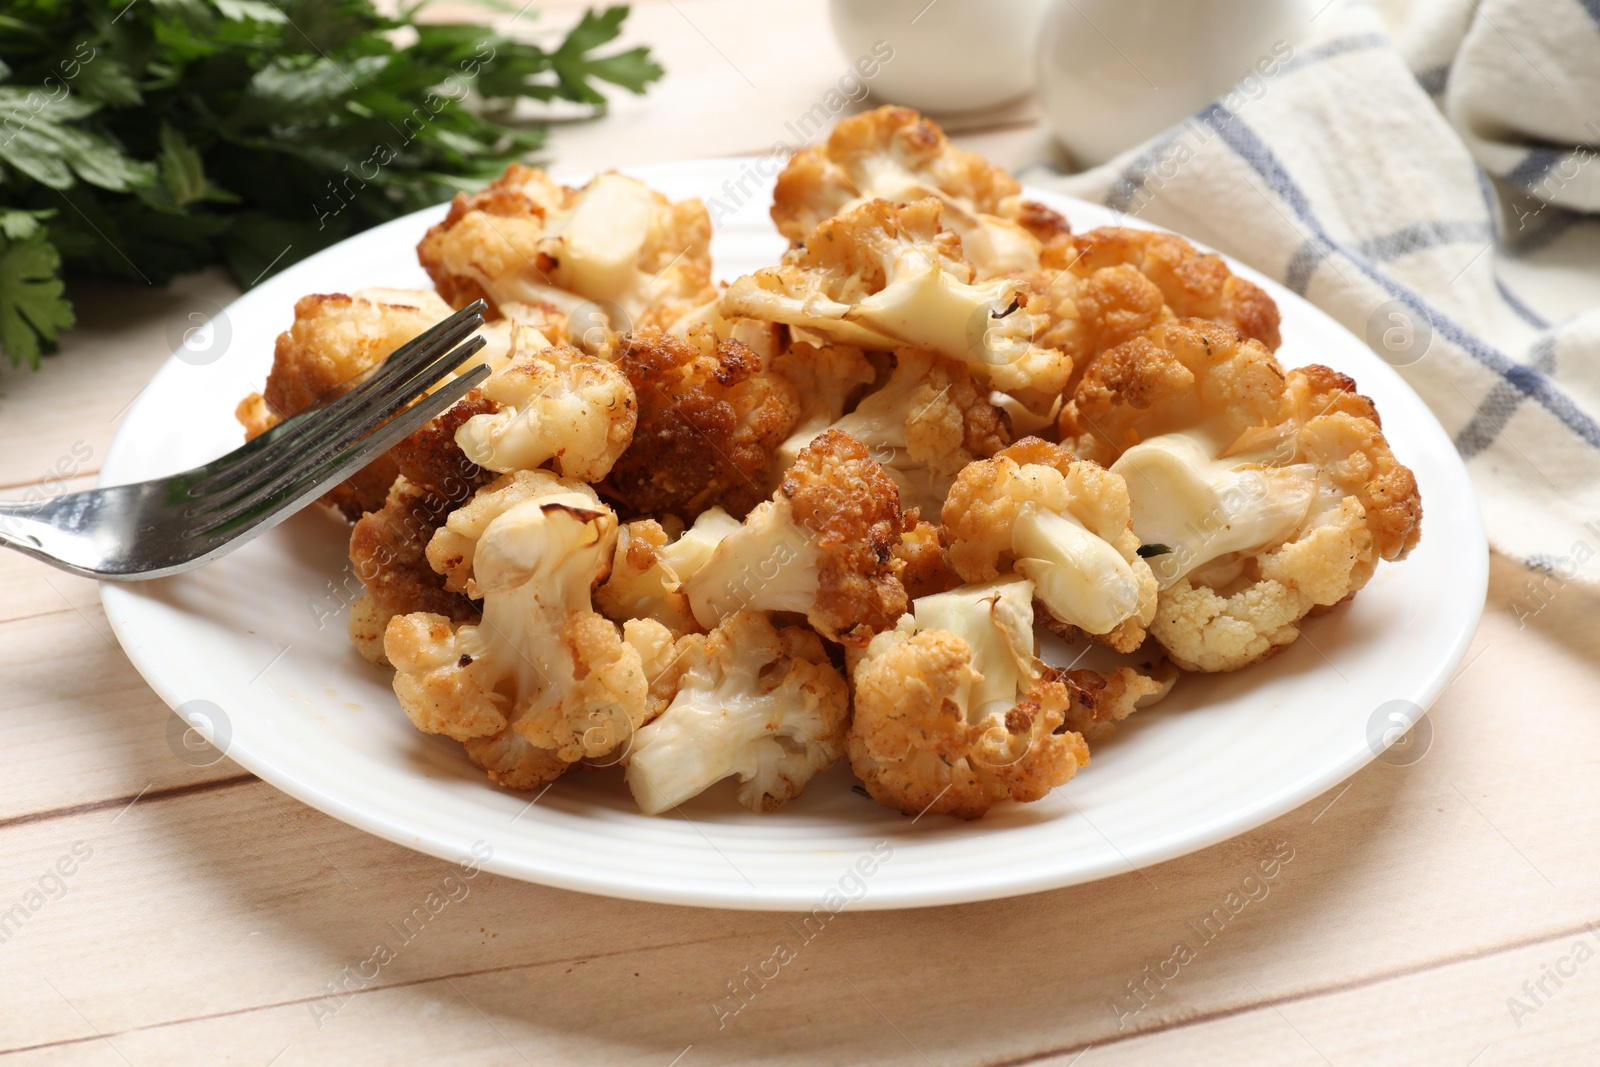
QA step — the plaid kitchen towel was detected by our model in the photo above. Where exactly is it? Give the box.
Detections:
[1024,0,1600,592]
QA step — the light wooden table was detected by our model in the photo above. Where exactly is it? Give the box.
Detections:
[4,2,1599,1064]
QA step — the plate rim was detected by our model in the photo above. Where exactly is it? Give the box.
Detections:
[99,157,1489,910]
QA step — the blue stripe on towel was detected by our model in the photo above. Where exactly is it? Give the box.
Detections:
[1415,64,1451,95]
[1495,277,1551,330]
[1106,132,1186,214]
[1277,32,1389,75]
[1505,149,1566,192]
[1355,220,1494,263]
[1195,103,1600,449]
[1285,239,1337,294]
[1455,335,1558,457]
[1505,209,1581,257]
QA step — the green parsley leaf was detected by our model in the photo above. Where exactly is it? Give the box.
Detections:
[0,229,75,370]
[549,7,663,102]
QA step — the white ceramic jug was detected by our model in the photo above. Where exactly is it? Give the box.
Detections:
[829,0,1053,114]
[1036,0,1312,168]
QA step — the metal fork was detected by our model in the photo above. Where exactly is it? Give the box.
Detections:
[0,301,492,581]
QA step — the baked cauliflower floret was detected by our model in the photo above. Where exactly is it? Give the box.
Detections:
[683,429,910,646]
[453,328,637,481]
[1061,322,1422,671]
[234,288,552,522]
[382,470,668,788]
[1063,318,1290,461]
[1110,433,1317,590]
[595,507,740,635]
[235,288,456,519]
[418,164,717,334]
[603,326,799,518]
[1143,383,1420,673]
[624,610,850,814]
[1007,228,1280,397]
[781,348,1010,517]
[667,298,785,369]
[846,579,1090,820]
[942,438,1157,652]
[1044,227,1281,352]
[771,105,1071,277]
[721,198,1070,408]
[236,287,455,437]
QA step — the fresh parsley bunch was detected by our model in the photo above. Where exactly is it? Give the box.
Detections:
[0,0,663,369]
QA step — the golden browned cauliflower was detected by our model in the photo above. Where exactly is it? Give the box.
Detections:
[1060,320,1422,671]
[771,105,1071,277]
[848,578,1166,819]
[721,198,1071,409]
[602,326,800,518]
[682,429,911,646]
[382,469,674,789]
[235,288,457,519]
[234,286,556,520]
[453,327,637,482]
[347,477,480,666]
[625,610,850,814]
[236,288,455,436]
[1061,318,1289,460]
[941,438,1157,652]
[1007,228,1281,398]
[417,164,716,336]
[846,579,1075,820]
[1053,663,1171,743]
[779,347,1010,518]
[895,518,961,599]
[1045,228,1282,350]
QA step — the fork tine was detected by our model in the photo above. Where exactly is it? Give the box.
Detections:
[190,363,492,540]
[203,329,486,511]
[194,333,488,525]
[189,301,487,491]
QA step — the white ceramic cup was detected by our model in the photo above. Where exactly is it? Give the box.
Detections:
[829,0,1052,115]
[1036,0,1312,168]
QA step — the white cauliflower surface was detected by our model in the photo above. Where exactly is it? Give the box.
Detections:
[453,329,637,482]
[625,611,850,814]
[721,198,1070,408]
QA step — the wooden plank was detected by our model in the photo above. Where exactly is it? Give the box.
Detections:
[1023,925,1600,1066]
[0,608,245,824]
[0,271,240,490]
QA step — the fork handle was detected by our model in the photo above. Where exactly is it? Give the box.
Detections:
[0,491,126,579]
[0,497,71,569]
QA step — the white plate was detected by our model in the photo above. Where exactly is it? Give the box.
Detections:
[101,158,1486,910]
